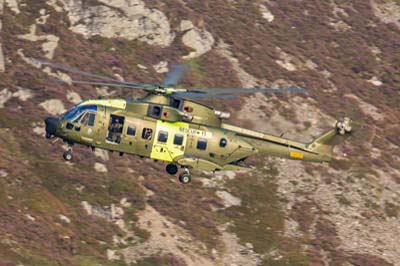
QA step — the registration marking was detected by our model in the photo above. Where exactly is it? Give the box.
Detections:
[179,127,213,138]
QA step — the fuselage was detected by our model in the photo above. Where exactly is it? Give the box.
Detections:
[46,95,258,171]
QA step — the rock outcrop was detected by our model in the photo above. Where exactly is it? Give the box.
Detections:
[5,0,20,14]
[62,0,175,47]
[0,88,33,108]
[258,4,274,22]
[0,0,5,72]
[18,25,59,59]
[39,99,66,115]
[180,20,215,59]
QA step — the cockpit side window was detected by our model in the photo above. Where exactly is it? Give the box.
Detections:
[73,112,86,123]
[80,113,90,125]
[88,113,96,126]
[79,112,96,126]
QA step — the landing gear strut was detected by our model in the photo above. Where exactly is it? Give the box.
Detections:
[166,163,178,175]
[178,168,191,184]
[63,143,73,161]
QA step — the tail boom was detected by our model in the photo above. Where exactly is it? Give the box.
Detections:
[223,117,355,163]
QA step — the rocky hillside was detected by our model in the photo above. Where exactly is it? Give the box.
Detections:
[0,0,399,265]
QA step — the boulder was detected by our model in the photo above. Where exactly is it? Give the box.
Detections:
[39,99,66,115]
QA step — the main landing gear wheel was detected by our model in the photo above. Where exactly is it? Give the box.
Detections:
[63,151,73,161]
[166,163,179,175]
[178,171,191,184]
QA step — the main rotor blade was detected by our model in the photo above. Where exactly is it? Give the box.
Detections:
[186,86,307,94]
[32,58,131,84]
[162,64,188,87]
[68,80,158,90]
[173,92,236,99]
[33,58,154,88]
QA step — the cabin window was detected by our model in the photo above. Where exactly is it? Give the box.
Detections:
[196,138,207,150]
[142,128,153,140]
[158,131,168,143]
[127,125,136,136]
[220,138,228,148]
[174,134,184,145]
[147,104,162,118]
[106,115,124,144]
[108,115,124,133]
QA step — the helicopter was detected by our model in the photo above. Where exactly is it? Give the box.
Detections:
[40,59,355,184]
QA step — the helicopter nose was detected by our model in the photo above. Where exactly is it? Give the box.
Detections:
[44,116,59,138]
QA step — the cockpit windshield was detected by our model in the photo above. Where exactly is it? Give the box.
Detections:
[61,105,97,122]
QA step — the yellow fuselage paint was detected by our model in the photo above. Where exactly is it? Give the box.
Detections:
[82,99,127,109]
[290,151,304,159]
[150,120,189,162]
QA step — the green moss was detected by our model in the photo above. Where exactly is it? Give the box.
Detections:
[262,251,310,266]
[336,195,352,206]
[73,255,103,266]
[23,189,64,215]
[90,35,114,50]
[134,255,183,266]
[365,199,380,210]
[131,225,151,243]
[134,257,160,266]
[331,159,353,171]
[350,167,376,180]
[184,58,206,87]
[0,242,59,266]
[218,165,311,263]
[0,180,9,208]
[108,176,143,198]
[122,207,150,243]
[73,255,127,266]
[221,170,285,253]
[384,201,400,218]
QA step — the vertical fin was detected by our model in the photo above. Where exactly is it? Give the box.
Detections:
[307,117,355,156]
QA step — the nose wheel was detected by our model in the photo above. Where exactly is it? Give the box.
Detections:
[63,151,73,161]
[63,143,73,161]
[178,169,191,184]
